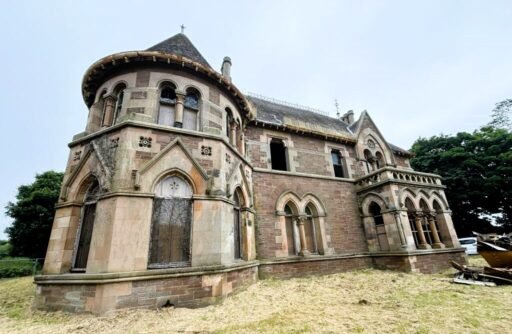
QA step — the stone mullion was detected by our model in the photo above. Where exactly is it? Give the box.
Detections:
[174,92,185,128]
[102,96,116,127]
[414,213,430,249]
[297,217,309,256]
[428,214,445,248]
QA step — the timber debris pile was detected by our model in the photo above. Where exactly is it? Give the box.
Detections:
[452,233,512,286]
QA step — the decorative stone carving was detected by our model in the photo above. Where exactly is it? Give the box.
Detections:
[201,145,212,156]
[226,153,231,164]
[139,136,152,148]
[73,151,82,161]
[110,137,119,148]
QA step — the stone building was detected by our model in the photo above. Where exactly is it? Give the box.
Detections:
[35,33,465,314]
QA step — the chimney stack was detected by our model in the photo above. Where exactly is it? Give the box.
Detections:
[221,56,232,82]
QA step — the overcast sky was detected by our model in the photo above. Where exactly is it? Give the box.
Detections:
[1,0,511,239]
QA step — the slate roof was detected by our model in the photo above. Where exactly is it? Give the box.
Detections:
[247,96,353,139]
[388,143,413,156]
[247,95,413,156]
[147,33,211,68]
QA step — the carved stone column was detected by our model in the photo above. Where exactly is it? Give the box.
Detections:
[297,217,309,256]
[414,213,430,249]
[102,96,116,127]
[428,213,445,248]
[174,92,185,128]
[239,132,245,155]
[230,121,237,146]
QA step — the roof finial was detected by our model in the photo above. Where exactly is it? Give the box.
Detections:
[180,24,186,34]
[335,99,340,118]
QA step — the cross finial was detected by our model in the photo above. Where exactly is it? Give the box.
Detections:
[335,99,340,118]
[180,24,186,34]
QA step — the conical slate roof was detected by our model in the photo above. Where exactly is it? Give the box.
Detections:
[146,33,211,68]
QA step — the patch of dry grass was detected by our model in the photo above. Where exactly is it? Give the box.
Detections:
[1,256,511,334]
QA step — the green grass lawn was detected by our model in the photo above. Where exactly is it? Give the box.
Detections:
[0,256,511,334]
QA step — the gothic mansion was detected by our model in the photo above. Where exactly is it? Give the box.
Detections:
[35,33,465,314]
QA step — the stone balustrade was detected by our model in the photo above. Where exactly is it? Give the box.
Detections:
[355,167,443,190]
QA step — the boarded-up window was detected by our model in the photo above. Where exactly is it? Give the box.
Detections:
[304,206,318,253]
[284,204,296,256]
[183,109,197,130]
[158,85,176,126]
[183,89,199,131]
[149,176,193,268]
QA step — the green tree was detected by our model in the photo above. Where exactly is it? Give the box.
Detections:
[489,99,512,131]
[5,171,63,259]
[0,240,12,258]
[410,126,512,237]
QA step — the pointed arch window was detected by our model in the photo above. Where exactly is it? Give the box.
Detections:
[158,83,177,126]
[233,189,243,260]
[405,198,420,247]
[73,179,100,271]
[284,203,298,256]
[369,201,389,251]
[304,205,318,254]
[149,175,193,268]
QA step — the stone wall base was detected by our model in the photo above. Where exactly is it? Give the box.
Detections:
[372,249,467,273]
[34,263,258,314]
[34,249,466,314]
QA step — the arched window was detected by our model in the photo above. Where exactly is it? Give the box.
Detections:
[183,88,200,130]
[405,198,419,247]
[158,83,177,126]
[419,199,434,245]
[233,189,243,260]
[149,175,193,268]
[369,202,384,226]
[375,151,384,169]
[331,149,344,178]
[364,149,373,174]
[284,203,298,256]
[304,205,318,254]
[73,179,100,270]
[96,89,107,126]
[112,84,126,125]
[369,201,389,251]
[225,108,232,139]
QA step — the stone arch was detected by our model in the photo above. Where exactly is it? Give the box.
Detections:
[417,191,432,211]
[74,173,101,202]
[183,84,204,98]
[108,80,128,95]
[356,128,395,165]
[151,168,198,196]
[429,191,449,211]
[360,192,389,216]
[276,191,301,213]
[95,88,107,103]
[301,193,327,217]
[156,78,179,90]
[398,187,417,209]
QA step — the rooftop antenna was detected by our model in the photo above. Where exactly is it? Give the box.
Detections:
[180,24,186,34]
[335,99,340,118]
